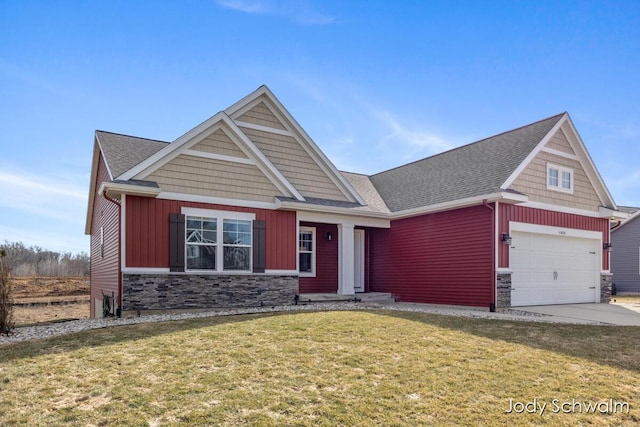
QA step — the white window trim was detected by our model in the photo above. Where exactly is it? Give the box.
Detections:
[181,207,256,273]
[546,162,574,194]
[299,226,316,277]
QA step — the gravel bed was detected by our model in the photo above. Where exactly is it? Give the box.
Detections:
[0,302,576,346]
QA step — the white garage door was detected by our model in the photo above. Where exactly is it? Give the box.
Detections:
[510,231,599,307]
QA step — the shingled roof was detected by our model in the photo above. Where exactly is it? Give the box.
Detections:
[96,130,168,178]
[369,113,565,212]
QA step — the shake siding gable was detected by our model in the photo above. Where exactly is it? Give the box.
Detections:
[237,102,288,131]
[369,205,494,307]
[191,128,248,158]
[544,128,576,154]
[125,197,296,271]
[240,126,349,201]
[90,153,121,317]
[509,144,602,211]
[146,154,279,203]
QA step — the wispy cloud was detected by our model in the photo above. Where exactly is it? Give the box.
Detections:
[0,170,87,224]
[367,107,452,159]
[216,0,336,25]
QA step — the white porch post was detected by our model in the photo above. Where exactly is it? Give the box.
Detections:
[338,223,355,295]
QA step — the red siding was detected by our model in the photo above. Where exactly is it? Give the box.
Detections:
[370,205,494,307]
[498,204,609,270]
[125,197,297,270]
[299,222,338,293]
[89,153,121,318]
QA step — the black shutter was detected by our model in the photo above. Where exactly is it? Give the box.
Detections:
[169,213,186,272]
[253,220,266,273]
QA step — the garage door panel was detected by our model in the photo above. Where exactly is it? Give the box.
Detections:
[511,230,598,307]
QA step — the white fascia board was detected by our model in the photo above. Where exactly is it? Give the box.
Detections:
[158,192,279,210]
[228,86,365,205]
[295,209,391,228]
[99,182,161,198]
[222,113,305,201]
[391,192,528,220]
[265,93,366,205]
[501,113,567,190]
[85,138,103,235]
[611,210,640,232]
[519,201,616,219]
[562,116,617,209]
[117,111,228,181]
[599,206,629,220]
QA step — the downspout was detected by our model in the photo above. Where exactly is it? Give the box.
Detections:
[482,200,496,311]
[103,190,122,318]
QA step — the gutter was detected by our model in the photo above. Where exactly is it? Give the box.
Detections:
[102,190,122,318]
[482,199,497,312]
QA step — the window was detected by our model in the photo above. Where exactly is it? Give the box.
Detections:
[223,219,251,271]
[186,217,217,270]
[183,208,254,272]
[299,227,316,277]
[547,163,573,193]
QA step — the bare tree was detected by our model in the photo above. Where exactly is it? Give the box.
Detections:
[0,249,14,335]
[0,241,90,277]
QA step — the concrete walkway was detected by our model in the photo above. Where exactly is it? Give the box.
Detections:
[517,303,640,326]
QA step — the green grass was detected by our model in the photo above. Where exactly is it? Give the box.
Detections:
[1,310,640,426]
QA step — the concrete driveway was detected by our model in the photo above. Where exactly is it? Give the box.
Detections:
[517,303,640,325]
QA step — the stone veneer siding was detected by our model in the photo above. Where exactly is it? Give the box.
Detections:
[122,274,298,311]
[600,273,612,303]
[496,273,512,308]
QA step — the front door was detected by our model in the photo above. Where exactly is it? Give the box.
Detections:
[354,229,365,292]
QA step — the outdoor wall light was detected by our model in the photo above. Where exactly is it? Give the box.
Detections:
[501,233,513,246]
[603,242,613,251]
[326,232,332,241]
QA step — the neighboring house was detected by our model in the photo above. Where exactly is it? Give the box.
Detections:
[85,85,626,317]
[611,209,640,293]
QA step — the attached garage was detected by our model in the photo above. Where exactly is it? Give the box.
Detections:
[509,223,601,307]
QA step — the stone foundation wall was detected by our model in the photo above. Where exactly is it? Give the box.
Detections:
[600,273,613,303]
[496,273,512,308]
[122,274,298,311]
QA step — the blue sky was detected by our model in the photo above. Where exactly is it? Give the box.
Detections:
[1,0,639,254]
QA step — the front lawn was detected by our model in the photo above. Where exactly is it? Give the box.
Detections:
[1,310,639,426]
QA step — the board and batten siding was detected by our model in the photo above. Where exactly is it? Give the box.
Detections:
[90,153,121,318]
[611,219,640,292]
[298,222,339,294]
[498,204,610,270]
[509,129,601,212]
[369,204,494,307]
[240,126,350,202]
[125,197,297,271]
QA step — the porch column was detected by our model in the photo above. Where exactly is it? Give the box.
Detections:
[337,223,355,295]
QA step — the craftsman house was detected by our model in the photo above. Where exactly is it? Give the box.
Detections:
[85,85,625,317]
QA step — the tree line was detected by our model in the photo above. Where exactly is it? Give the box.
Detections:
[0,241,89,277]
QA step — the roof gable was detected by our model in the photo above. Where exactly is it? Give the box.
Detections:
[117,112,304,201]
[225,86,366,205]
[370,114,564,212]
[502,113,617,210]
